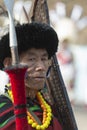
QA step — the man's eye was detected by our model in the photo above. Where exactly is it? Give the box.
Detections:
[29,58,35,61]
[41,57,48,61]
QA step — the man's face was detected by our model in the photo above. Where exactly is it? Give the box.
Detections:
[20,48,49,90]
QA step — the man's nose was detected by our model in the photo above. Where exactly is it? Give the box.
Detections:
[35,60,46,71]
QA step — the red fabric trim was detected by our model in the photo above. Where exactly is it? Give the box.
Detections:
[2,117,62,130]
[2,119,15,130]
[52,117,62,130]
[5,68,27,105]
[5,67,29,130]
[0,106,14,117]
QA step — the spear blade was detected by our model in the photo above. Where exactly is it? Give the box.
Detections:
[4,0,19,65]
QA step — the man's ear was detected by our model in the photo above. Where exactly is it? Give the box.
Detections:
[3,57,12,68]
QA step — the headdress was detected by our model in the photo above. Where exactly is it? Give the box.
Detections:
[0,22,58,69]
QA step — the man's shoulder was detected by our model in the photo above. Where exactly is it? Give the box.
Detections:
[0,94,14,129]
[0,94,13,111]
[0,94,12,103]
[0,94,13,112]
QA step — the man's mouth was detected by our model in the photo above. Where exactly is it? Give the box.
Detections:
[33,76,45,81]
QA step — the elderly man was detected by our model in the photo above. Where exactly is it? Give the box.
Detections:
[0,22,62,130]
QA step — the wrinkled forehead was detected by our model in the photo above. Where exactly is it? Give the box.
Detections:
[28,48,48,56]
[20,48,48,58]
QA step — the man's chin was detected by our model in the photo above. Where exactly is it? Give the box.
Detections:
[26,80,45,90]
[34,83,45,90]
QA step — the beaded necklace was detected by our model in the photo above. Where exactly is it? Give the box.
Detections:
[7,87,52,130]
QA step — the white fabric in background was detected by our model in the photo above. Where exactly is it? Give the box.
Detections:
[0,70,9,94]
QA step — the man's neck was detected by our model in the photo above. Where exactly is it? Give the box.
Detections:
[26,88,37,99]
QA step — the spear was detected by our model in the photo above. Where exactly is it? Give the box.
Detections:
[3,0,28,129]
[4,0,19,65]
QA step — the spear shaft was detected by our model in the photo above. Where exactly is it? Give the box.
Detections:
[4,0,29,130]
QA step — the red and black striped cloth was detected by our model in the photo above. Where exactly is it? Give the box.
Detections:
[0,94,62,130]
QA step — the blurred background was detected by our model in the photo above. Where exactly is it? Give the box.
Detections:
[0,0,87,129]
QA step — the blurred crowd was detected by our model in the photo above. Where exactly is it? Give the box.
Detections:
[56,40,87,107]
[49,1,87,106]
[56,39,75,104]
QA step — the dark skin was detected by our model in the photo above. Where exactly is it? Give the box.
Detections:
[3,48,50,99]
